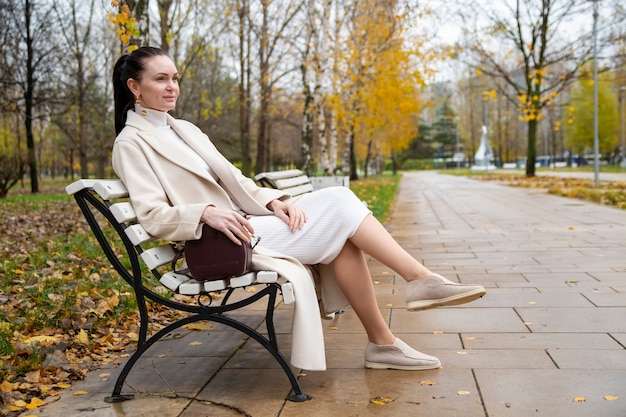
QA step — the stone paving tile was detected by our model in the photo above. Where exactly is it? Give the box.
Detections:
[611,333,626,346]
[23,368,191,417]
[195,369,295,416]
[453,292,593,308]
[279,368,485,417]
[517,307,626,333]
[390,308,529,334]
[582,292,626,307]
[547,349,626,370]
[122,355,224,394]
[475,369,626,417]
[459,332,623,350]
[434,348,556,369]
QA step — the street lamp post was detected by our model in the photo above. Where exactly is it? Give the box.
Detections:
[620,85,626,168]
[592,0,600,186]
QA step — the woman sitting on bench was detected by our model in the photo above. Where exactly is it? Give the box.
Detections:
[111,46,485,372]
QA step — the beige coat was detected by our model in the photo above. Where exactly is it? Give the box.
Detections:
[112,110,345,370]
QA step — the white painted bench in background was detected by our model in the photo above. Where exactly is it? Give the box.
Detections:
[255,169,350,195]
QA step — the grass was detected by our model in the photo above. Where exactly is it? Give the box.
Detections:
[349,173,401,224]
[0,187,138,385]
[443,168,626,210]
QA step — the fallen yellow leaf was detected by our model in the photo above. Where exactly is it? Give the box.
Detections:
[23,335,59,346]
[329,327,339,331]
[420,380,437,386]
[56,382,71,389]
[184,322,215,331]
[189,341,203,346]
[73,391,89,396]
[573,397,586,402]
[457,391,470,395]
[604,395,619,401]
[1,380,14,392]
[25,397,45,410]
[432,330,444,334]
[76,329,89,345]
[370,396,395,405]
[456,351,468,355]
[465,337,476,341]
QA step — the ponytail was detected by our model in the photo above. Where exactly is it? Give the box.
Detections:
[112,46,169,135]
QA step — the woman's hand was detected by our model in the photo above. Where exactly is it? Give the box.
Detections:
[267,199,307,232]
[200,205,254,245]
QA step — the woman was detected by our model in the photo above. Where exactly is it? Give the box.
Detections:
[111,46,485,372]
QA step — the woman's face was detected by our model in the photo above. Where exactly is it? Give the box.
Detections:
[128,55,179,112]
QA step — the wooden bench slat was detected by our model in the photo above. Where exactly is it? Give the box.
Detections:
[159,271,192,291]
[140,245,176,270]
[110,202,137,223]
[229,271,257,288]
[254,169,304,181]
[272,175,311,189]
[282,183,315,196]
[203,279,228,292]
[281,282,295,304]
[178,280,204,295]
[256,270,278,283]
[93,180,128,200]
[65,179,97,195]
[125,224,154,246]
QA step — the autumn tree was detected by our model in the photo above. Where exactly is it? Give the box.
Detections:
[254,0,304,174]
[330,0,429,179]
[299,0,333,176]
[0,127,28,198]
[458,0,596,177]
[52,0,100,178]
[431,100,458,160]
[8,0,62,193]
[562,65,619,156]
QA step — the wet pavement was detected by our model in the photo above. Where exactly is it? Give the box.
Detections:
[23,171,626,417]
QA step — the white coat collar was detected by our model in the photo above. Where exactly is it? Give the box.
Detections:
[123,110,224,183]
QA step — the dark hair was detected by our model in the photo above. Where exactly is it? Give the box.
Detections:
[112,46,170,135]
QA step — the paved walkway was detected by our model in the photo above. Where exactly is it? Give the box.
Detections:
[24,171,626,417]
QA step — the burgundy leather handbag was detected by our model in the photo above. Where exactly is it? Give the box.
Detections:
[173,224,256,281]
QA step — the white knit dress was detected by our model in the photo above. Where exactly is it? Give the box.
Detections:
[249,186,371,265]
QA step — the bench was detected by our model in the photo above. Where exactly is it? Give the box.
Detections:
[255,169,349,195]
[65,179,311,403]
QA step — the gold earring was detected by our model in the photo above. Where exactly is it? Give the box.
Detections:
[135,96,141,105]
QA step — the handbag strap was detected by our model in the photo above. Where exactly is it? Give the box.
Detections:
[171,247,190,276]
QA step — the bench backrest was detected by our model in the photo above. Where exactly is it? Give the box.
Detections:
[254,169,314,196]
[255,169,350,196]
